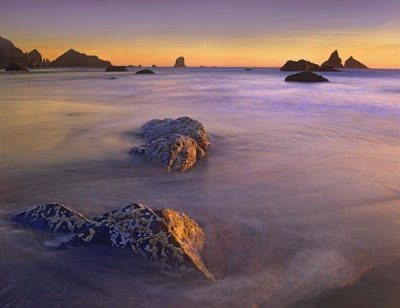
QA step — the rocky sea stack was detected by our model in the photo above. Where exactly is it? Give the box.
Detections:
[174,56,186,67]
[321,50,344,68]
[136,69,155,74]
[281,59,338,72]
[344,56,369,69]
[285,71,329,83]
[11,203,214,280]
[130,117,209,172]
[51,49,111,67]
[105,65,127,72]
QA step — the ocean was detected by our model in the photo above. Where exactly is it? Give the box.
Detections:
[1,67,399,307]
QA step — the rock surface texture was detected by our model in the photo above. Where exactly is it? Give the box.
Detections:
[344,56,369,69]
[174,56,186,67]
[131,117,209,171]
[285,71,329,83]
[321,50,344,68]
[11,203,214,280]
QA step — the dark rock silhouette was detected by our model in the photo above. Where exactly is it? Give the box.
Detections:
[285,71,329,83]
[105,65,127,72]
[11,202,214,280]
[0,36,26,68]
[5,62,29,71]
[130,117,209,171]
[281,59,338,72]
[136,69,154,74]
[152,64,157,68]
[344,56,369,69]
[51,49,111,67]
[174,56,186,67]
[27,49,42,68]
[245,68,252,71]
[321,50,344,68]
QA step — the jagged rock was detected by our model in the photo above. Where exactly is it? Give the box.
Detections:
[285,71,329,83]
[105,65,127,72]
[131,134,206,172]
[5,62,29,72]
[10,203,91,233]
[27,49,42,68]
[11,203,213,279]
[344,56,369,69]
[321,50,344,68]
[174,56,186,67]
[51,49,111,67]
[280,59,338,72]
[131,117,208,171]
[136,69,154,74]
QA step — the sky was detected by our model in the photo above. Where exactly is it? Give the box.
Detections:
[1,0,399,68]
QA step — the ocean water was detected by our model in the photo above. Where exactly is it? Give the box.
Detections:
[0,67,399,308]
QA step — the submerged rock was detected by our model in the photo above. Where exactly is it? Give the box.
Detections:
[174,56,186,67]
[136,69,154,74]
[321,50,344,68]
[5,62,29,71]
[131,117,208,171]
[285,71,329,83]
[344,56,369,69]
[11,203,213,279]
[105,65,127,72]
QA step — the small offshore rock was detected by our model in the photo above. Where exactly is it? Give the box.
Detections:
[136,69,155,74]
[105,65,127,72]
[344,56,369,69]
[285,71,329,83]
[174,56,186,67]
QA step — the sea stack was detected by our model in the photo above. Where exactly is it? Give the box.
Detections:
[344,56,369,69]
[26,49,42,68]
[105,65,127,72]
[285,71,329,83]
[174,56,186,67]
[321,50,344,68]
[51,49,111,67]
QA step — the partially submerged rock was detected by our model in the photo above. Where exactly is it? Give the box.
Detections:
[11,203,214,280]
[131,117,208,171]
[285,71,329,83]
[281,59,338,72]
[136,69,154,74]
[344,56,369,69]
[5,62,29,71]
[105,65,127,72]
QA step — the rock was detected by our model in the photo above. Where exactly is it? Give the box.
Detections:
[321,50,344,68]
[344,56,369,69]
[280,59,338,72]
[27,49,42,68]
[10,203,91,233]
[5,62,29,72]
[51,49,111,67]
[109,77,117,80]
[174,56,186,68]
[0,36,26,68]
[285,71,329,83]
[131,134,206,172]
[136,69,155,74]
[152,64,157,68]
[105,65,127,72]
[131,117,209,171]
[11,203,214,279]
[244,68,252,71]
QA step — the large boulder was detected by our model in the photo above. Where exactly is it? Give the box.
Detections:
[51,49,111,67]
[130,117,208,171]
[105,65,127,72]
[5,62,29,72]
[136,69,154,74]
[285,71,329,83]
[174,56,186,67]
[321,50,344,68]
[11,203,214,279]
[344,56,369,69]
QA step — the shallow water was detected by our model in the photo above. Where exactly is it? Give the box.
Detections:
[1,67,400,307]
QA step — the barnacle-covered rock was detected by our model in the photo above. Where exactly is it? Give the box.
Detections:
[10,203,214,280]
[10,203,91,233]
[130,134,206,172]
[139,117,209,151]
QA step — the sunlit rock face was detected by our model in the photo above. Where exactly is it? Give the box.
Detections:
[344,56,369,69]
[321,50,344,68]
[131,117,209,171]
[11,203,214,280]
[174,56,186,67]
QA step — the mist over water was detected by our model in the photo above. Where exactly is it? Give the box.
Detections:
[1,68,400,307]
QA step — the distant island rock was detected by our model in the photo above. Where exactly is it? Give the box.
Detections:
[281,59,338,72]
[5,62,29,72]
[105,65,127,72]
[321,50,344,68]
[285,71,329,83]
[152,64,157,68]
[174,56,186,67]
[136,69,154,74]
[344,56,369,69]
[26,49,43,68]
[51,49,111,68]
